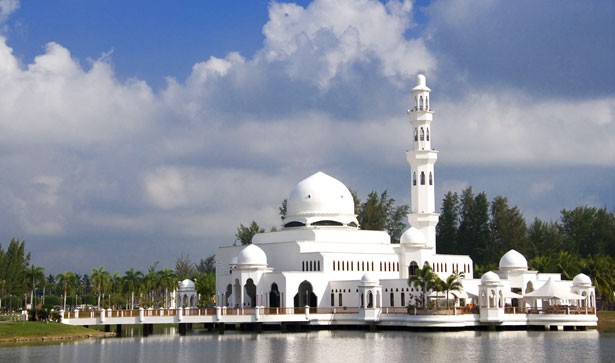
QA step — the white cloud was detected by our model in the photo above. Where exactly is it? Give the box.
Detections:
[0,0,18,22]
[261,0,434,88]
[436,92,615,166]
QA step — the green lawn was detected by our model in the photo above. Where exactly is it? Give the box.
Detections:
[0,321,109,343]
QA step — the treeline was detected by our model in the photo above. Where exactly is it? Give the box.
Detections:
[437,187,615,304]
[0,240,217,317]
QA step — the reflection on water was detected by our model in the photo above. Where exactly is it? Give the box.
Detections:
[1,329,614,363]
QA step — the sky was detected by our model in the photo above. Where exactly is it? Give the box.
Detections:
[0,0,613,275]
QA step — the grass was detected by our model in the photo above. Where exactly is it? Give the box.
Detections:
[0,321,111,343]
[597,311,615,333]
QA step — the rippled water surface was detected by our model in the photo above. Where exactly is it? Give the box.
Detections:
[1,329,613,363]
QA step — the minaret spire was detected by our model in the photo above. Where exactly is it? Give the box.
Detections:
[406,74,439,249]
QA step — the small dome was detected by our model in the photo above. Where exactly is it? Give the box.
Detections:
[573,273,592,286]
[284,172,358,228]
[237,244,267,266]
[179,279,195,290]
[499,249,528,270]
[481,271,500,283]
[361,273,379,284]
[411,74,431,92]
[400,227,426,246]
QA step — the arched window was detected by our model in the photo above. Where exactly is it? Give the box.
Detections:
[420,127,425,141]
[419,96,424,110]
[413,172,417,186]
[420,172,425,185]
[426,96,429,110]
[414,128,418,141]
[426,128,430,141]
[429,172,433,185]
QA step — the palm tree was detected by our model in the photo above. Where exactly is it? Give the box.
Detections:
[25,265,45,310]
[408,262,437,309]
[91,267,110,310]
[123,268,144,309]
[437,271,464,309]
[158,268,176,308]
[56,272,78,310]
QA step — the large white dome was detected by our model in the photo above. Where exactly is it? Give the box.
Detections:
[499,249,528,271]
[284,172,358,228]
[237,244,268,267]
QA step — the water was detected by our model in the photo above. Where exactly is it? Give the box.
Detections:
[1,329,614,363]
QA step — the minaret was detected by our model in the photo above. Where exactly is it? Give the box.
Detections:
[406,74,439,249]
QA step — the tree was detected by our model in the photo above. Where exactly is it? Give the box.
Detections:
[437,191,459,254]
[458,188,490,265]
[175,255,197,280]
[527,218,564,259]
[25,265,45,310]
[436,272,464,309]
[0,239,31,301]
[197,254,216,274]
[279,199,287,221]
[408,262,437,308]
[158,268,176,308]
[91,267,110,310]
[195,272,216,306]
[123,268,144,309]
[235,221,265,245]
[56,272,78,310]
[489,196,529,262]
[358,190,409,243]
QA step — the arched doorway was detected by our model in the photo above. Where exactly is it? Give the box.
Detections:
[233,279,241,307]
[224,284,232,307]
[294,280,317,307]
[269,283,280,308]
[244,279,256,307]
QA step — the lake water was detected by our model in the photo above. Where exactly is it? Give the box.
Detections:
[1,329,614,363]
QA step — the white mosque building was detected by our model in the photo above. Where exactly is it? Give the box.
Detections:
[215,75,597,329]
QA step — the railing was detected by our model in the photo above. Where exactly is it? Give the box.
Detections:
[61,305,596,321]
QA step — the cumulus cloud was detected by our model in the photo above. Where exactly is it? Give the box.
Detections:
[0,0,18,22]
[0,0,612,273]
[261,0,434,88]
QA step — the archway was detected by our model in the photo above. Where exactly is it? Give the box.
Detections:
[244,279,256,307]
[269,283,281,308]
[408,261,419,276]
[294,280,317,307]
[224,284,232,307]
[233,279,241,307]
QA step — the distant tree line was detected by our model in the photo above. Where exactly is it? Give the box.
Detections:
[437,187,615,305]
[0,239,217,319]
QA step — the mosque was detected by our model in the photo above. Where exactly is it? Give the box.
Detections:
[215,75,597,329]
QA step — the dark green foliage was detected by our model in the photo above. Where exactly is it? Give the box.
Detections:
[436,191,459,253]
[357,190,409,243]
[235,221,265,245]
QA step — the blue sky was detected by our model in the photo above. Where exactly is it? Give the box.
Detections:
[0,0,613,274]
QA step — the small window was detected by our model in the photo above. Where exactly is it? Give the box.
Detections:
[414,128,418,141]
[420,172,425,185]
[413,172,417,186]
[338,293,343,306]
[429,172,433,185]
[420,127,425,141]
[426,127,430,141]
